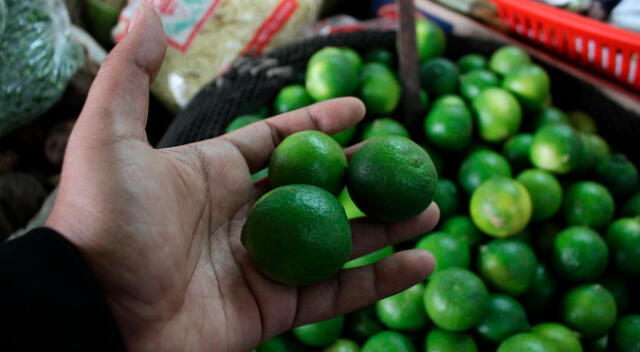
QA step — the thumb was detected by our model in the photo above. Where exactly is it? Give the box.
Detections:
[73,5,167,146]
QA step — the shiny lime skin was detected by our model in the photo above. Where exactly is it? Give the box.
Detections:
[323,339,360,352]
[269,131,347,195]
[596,154,639,199]
[503,134,533,171]
[347,136,438,222]
[533,106,569,130]
[433,179,459,220]
[274,84,313,114]
[226,114,261,133]
[503,65,550,112]
[553,226,608,282]
[477,239,538,295]
[420,58,460,97]
[416,231,470,274]
[440,215,483,247]
[585,134,610,166]
[470,177,532,238]
[477,294,530,343]
[362,118,409,140]
[362,331,415,352]
[332,126,357,147]
[610,315,640,352]
[562,284,617,339]
[416,18,446,61]
[530,123,583,174]
[458,149,512,194]
[497,333,558,352]
[424,96,473,151]
[521,264,557,315]
[375,283,428,331]
[294,316,344,347]
[458,54,487,73]
[424,268,490,331]
[606,217,640,276]
[256,334,308,352]
[344,246,393,269]
[346,306,384,341]
[359,63,401,115]
[306,47,359,101]
[424,329,478,352]
[531,323,582,352]
[341,48,363,72]
[516,169,562,221]
[241,185,351,286]
[364,47,396,68]
[489,46,532,76]
[472,87,522,143]
[460,69,500,101]
[563,181,614,229]
[622,193,640,217]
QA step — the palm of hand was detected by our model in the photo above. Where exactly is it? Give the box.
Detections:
[46,7,437,352]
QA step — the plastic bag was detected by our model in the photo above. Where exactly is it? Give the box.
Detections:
[0,0,84,137]
[113,0,322,112]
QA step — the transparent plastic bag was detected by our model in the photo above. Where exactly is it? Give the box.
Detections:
[0,0,84,137]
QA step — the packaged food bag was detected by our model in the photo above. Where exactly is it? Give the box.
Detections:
[113,0,322,112]
[0,0,84,137]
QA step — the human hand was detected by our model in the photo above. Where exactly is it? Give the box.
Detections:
[46,6,438,351]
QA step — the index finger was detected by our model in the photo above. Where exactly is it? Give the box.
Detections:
[217,97,365,173]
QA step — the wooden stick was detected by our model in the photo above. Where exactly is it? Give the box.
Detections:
[397,0,422,133]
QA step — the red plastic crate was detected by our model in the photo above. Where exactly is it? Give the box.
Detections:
[490,0,640,91]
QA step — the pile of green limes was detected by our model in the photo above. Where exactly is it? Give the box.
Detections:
[230,18,640,352]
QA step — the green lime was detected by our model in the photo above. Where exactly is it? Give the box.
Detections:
[585,133,610,166]
[568,111,597,133]
[241,185,351,286]
[477,294,530,343]
[584,337,608,352]
[274,84,313,114]
[533,106,569,130]
[622,193,640,217]
[432,94,467,109]
[362,331,415,352]
[421,58,460,97]
[503,65,550,112]
[433,179,459,219]
[503,134,533,171]
[323,339,360,352]
[477,239,538,295]
[416,18,446,61]
[440,215,483,247]
[530,123,583,174]
[489,46,532,76]
[362,118,409,140]
[610,315,640,352]
[563,181,614,229]
[553,226,608,282]
[419,89,430,114]
[425,329,478,352]
[416,231,470,274]
[458,149,512,193]
[470,177,532,238]
[341,48,364,73]
[521,264,557,315]
[596,154,639,199]
[344,246,393,269]
[472,87,522,143]
[497,333,558,352]
[460,69,500,101]
[516,169,562,221]
[375,283,428,331]
[602,276,631,314]
[333,126,357,147]
[458,53,488,73]
[346,306,384,341]
[252,168,268,181]
[531,323,582,352]
[226,114,261,133]
[269,131,347,195]
[339,187,365,220]
[606,217,640,276]
[294,316,344,347]
[424,95,473,151]
[424,267,490,331]
[347,136,438,222]
[306,47,359,101]
[359,63,401,115]
[421,144,445,176]
[364,47,396,69]
[257,333,308,352]
[562,284,617,339]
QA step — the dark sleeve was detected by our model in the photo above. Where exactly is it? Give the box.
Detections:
[0,228,127,351]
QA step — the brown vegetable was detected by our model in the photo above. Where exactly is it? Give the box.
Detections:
[45,120,75,166]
